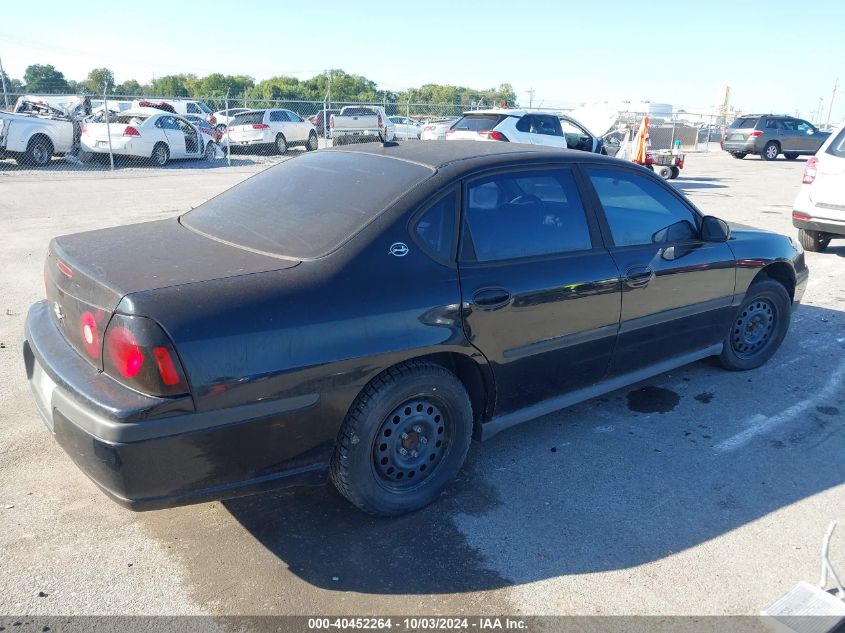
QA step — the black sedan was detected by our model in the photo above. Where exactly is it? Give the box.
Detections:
[23,141,809,516]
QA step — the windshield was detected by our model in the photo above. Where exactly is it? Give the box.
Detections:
[182,152,434,259]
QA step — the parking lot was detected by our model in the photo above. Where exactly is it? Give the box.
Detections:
[1,149,843,618]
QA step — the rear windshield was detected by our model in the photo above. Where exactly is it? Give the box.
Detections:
[452,114,507,132]
[826,126,845,158]
[341,107,377,116]
[93,112,149,124]
[231,111,266,126]
[729,117,758,129]
[196,102,212,114]
[181,152,434,259]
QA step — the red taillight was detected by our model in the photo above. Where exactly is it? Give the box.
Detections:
[153,347,181,386]
[124,126,141,137]
[793,211,811,220]
[252,123,269,129]
[803,157,818,184]
[478,130,509,141]
[82,123,88,134]
[749,131,763,137]
[423,125,434,132]
[79,311,101,359]
[106,325,144,378]
[103,314,189,396]
[56,259,73,278]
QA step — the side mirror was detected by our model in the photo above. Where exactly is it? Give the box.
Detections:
[700,216,731,242]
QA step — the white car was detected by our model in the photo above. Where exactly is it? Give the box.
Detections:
[223,109,318,154]
[446,109,568,148]
[80,108,218,166]
[792,121,845,252]
[213,108,251,131]
[389,116,421,139]
[420,118,457,141]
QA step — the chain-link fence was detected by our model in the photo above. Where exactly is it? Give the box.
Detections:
[0,89,739,173]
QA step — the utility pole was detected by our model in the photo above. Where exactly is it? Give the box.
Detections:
[827,78,839,128]
[816,97,824,126]
[0,55,9,109]
[526,88,535,110]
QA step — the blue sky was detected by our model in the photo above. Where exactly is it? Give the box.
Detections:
[2,0,843,122]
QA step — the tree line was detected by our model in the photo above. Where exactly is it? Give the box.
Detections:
[2,64,517,107]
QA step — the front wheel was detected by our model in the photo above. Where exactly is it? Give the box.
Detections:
[731,152,747,159]
[798,228,831,252]
[330,361,473,516]
[785,153,799,160]
[17,136,54,167]
[655,165,672,179]
[717,278,791,371]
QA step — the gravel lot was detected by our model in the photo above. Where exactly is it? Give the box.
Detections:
[1,149,843,618]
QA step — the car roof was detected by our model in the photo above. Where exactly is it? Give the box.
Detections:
[327,140,619,171]
[120,107,172,117]
[462,109,527,117]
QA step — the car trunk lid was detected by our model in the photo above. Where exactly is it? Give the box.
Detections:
[46,218,298,368]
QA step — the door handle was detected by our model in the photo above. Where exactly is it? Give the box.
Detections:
[624,265,654,289]
[471,287,512,310]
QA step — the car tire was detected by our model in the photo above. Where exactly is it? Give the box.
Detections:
[762,141,780,161]
[717,278,791,371]
[151,142,169,167]
[306,131,318,151]
[798,228,831,252]
[215,124,226,134]
[670,166,680,179]
[17,135,54,167]
[329,361,473,517]
[731,152,747,159]
[785,153,799,160]
[275,134,287,155]
[655,165,672,179]
[203,142,216,161]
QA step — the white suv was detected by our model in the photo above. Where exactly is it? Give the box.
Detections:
[223,109,318,154]
[446,109,568,148]
[792,121,845,252]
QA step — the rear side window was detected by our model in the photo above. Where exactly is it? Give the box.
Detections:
[451,114,507,132]
[269,110,290,122]
[232,111,266,126]
[342,107,377,116]
[587,168,698,247]
[516,115,563,136]
[462,169,592,262]
[415,192,456,262]
[765,119,781,129]
[826,126,845,158]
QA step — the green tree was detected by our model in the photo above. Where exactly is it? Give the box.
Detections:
[23,64,69,93]
[84,68,115,94]
[149,75,189,97]
[115,79,144,96]
[1,69,24,93]
[196,73,254,97]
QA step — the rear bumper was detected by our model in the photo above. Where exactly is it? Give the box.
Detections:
[23,300,328,510]
[792,216,845,236]
[723,140,759,153]
[793,187,845,237]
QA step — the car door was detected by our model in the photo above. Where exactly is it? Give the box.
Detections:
[560,116,596,152]
[159,115,186,157]
[779,118,800,152]
[763,117,784,149]
[458,166,622,414]
[583,165,736,376]
[516,114,568,149]
[794,119,821,152]
[284,110,309,142]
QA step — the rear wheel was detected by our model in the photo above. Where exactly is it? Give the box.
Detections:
[17,136,54,167]
[275,134,287,154]
[731,152,747,159]
[655,165,672,179]
[306,131,318,151]
[151,142,169,167]
[203,142,216,161]
[330,361,473,516]
[670,166,680,179]
[718,278,791,371]
[762,141,780,161]
[798,228,831,252]
[785,153,799,160]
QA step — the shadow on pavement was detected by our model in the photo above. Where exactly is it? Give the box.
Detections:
[223,303,845,594]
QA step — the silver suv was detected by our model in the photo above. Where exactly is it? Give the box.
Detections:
[722,115,830,161]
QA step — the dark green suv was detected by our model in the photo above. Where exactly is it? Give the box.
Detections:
[722,115,830,161]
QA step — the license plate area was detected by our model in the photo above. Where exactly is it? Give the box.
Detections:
[32,363,57,431]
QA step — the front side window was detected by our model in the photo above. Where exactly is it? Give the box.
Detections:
[587,167,698,247]
[415,192,456,261]
[796,120,815,133]
[187,103,200,114]
[462,169,592,262]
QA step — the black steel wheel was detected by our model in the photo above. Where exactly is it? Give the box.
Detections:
[372,398,450,489]
[330,361,473,516]
[718,278,791,371]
